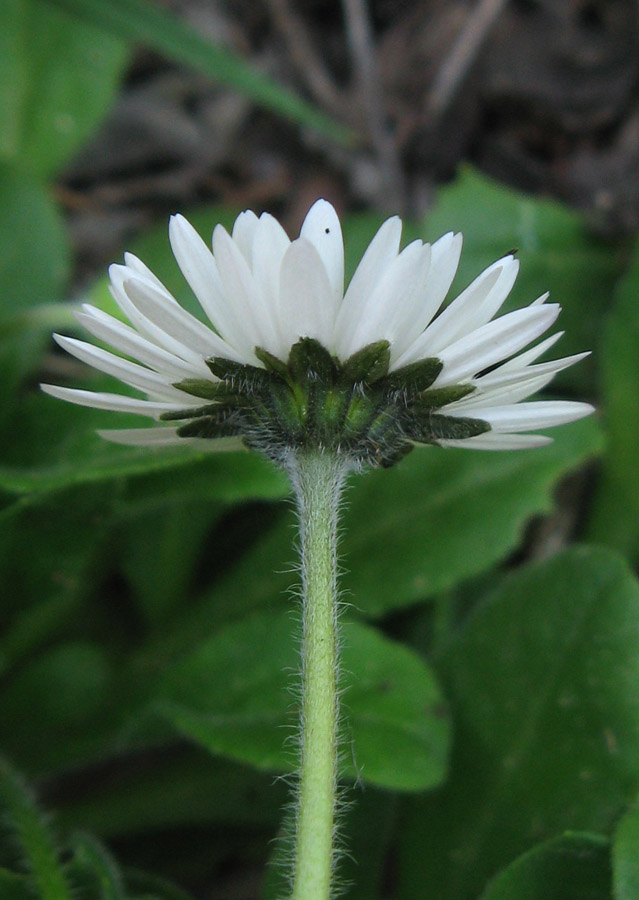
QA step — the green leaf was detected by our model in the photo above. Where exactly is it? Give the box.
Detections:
[119,500,224,626]
[203,416,602,620]
[0,166,70,397]
[51,749,285,838]
[0,869,35,900]
[1,643,114,771]
[156,608,449,792]
[399,546,639,900]
[0,390,287,500]
[68,833,126,900]
[0,757,73,900]
[0,0,128,177]
[341,420,601,615]
[0,487,113,674]
[425,166,624,392]
[613,805,639,900]
[124,869,195,900]
[479,833,611,900]
[44,0,350,146]
[588,239,639,564]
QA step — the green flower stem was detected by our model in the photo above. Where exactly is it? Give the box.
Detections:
[288,451,349,900]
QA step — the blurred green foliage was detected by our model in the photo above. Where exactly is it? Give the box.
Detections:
[1,2,639,898]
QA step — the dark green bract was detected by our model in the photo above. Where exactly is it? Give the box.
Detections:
[161,338,489,467]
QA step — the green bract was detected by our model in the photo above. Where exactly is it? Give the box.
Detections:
[163,338,488,467]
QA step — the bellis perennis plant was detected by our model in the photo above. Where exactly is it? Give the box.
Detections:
[43,200,593,900]
[43,199,591,467]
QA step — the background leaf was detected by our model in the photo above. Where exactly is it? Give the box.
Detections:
[0,757,73,900]
[200,416,602,622]
[613,805,639,900]
[399,546,639,900]
[0,165,70,403]
[155,608,449,792]
[43,0,350,145]
[588,239,639,564]
[0,0,129,177]
[478,832,611,900]
[425,167,624,392]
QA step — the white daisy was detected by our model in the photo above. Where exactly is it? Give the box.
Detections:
[42,199,593,466]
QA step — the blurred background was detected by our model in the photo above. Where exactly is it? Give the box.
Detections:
[1,1,639,899]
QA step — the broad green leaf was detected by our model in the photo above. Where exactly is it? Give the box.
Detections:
[341,417,601,615]
[1,643,114,771]
[0,0,128,177]
[124,870,195,900]
[0,757,73,900]
[202,416,602,620]
[0,166,70,395]
[44,0,350,145]
[0,390,286,499]
[425,167,623,392]
[0,487,111,675]
[119,500,224,626]
[0,869,35,900]
[51,749,285,838]
[613,805,639,900]
[588,240,639,563]
[399,546,639,900]
[156,608,449,791]
[479,833,611,900]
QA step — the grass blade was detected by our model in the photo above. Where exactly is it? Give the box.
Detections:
[43,0,352,145]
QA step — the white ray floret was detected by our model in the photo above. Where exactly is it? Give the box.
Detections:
[43,198,593,453]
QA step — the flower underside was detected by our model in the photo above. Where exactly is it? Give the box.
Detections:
[42,199,594,459]
[162,337,488,467]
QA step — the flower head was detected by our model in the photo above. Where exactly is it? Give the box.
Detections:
[43,200,592,467]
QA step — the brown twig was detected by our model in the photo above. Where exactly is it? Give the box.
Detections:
[265,0,349,121]
[426,0,510,118]
[341,0,406,212]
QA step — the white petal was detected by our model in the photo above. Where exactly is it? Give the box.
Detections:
[492,331,565,373]
[340,240,428,358]
[476,351,590,390]
[435,305,561,387]
[299,199,344,308]
[445,373,557,412]
[439,433,554,450]
[52,334,193,402]
[232,210,260,263]
[40,384,186,417]
[403,256,519,365]
[416,231,463,330]
[251,213,291,344]
[478,400,595,432]
[333,216,402,356]
[123,277,237,361]
[378,242,433,361]
[109,265,220,366]
[76,306,210,380]
[168,214,250,355]
[97,427,245,452]
[123,252,174,296]
[213,225,280,357]
[278,238,335,350]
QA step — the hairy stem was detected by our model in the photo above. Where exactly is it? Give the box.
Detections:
[288,450,349,900]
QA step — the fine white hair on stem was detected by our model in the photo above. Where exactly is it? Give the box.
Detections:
[275,450,354,899]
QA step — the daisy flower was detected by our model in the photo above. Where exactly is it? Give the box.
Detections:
[42,200,592,467]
